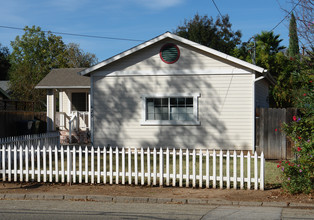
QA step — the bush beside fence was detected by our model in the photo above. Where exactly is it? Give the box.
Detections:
[0,145,265,190]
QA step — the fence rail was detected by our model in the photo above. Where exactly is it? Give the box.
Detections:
[0,145,265,190]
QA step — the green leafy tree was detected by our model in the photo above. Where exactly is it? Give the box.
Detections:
[65,43,98,68]
[174,14,242,55]
[9,26,68,103]
[0,43,11,80]
[288,13,300,58]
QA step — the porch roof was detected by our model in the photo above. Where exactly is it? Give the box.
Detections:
[35,68,90,89]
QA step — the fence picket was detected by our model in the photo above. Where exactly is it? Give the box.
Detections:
[43,146,47,182]
[179,148,183,187]
[166,148,170,186]
[254,151,258,190]
[159,148,163,186]
[25,145,29,182]
[37,145,41,182]
[240,151,244,189]
[206,149,209,188]
[226,150,230,189]
[67,146,72,184]
[2,145,5,181]
[73,146,77,183]
[147,148,151,185]
[186,149,189,187]
[91,147,95,184]
[14,145,17,182]
[141,147,144,185]
[219,150,223,189]
[153,147,157,186]
[199,149,203,188]
[213,150,216,189]
[135,148,138,185]
[128,147,131,185]
[103,147,107,184]
[172,148,176,187]
[233,150,237,189]
[55,145,58,182]
[122,147,125,185]
[85,146,88,184]
[115,147,119,184]
[192,149,196,188]
[61,146,65,183]
[109,147,113,184]
[260,152,265,190]
[19,146,23,182]
[49,146,52,182]
[247,151,251,190]
[97,147,101,184]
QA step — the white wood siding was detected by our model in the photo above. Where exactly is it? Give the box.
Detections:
[93,74,253,150]
[91,40,254,149]
[255,80,269,108]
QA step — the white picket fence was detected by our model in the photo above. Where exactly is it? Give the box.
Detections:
[0,145,265,190]
[0,132,60,148]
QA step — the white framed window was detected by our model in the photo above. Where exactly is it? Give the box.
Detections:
[141,93,200,125]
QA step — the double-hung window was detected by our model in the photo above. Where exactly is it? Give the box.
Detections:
[72,92,89,112]
[141,93,200,125]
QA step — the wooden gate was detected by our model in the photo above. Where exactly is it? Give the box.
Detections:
[255,108,297,160]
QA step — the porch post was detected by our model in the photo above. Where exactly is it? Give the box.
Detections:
[47,89,56,131]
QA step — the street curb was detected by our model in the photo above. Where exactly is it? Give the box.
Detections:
[1,193,313,209]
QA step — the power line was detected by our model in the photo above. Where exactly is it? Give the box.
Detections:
[211,0,223,18]
[269,0,301,32]
[0,25,145,42]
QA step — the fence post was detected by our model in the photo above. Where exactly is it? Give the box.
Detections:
[260,152,265,190]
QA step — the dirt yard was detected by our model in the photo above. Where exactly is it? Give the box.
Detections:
[0,182,312,204]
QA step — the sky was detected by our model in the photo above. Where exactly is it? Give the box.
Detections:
[0,0,295,62]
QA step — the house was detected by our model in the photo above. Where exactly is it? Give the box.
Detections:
[35,68,90,143]
[78,32,274,150]
[0,81,11,100]
[37,32,274,150]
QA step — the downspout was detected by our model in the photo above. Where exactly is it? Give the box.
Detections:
[252,70,267,152]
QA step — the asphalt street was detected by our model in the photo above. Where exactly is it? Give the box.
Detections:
[0,200,313,220]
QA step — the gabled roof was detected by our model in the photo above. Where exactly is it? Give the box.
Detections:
[36,68,90,89]
[79,32,266,77]
[0,81,11,99]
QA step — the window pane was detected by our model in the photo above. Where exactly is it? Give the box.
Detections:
[170,98,177,106]
[154,98,161,106]
[186,107,193,113]
[178,98,185,106]
[161,98,168,106]
[72,93,87,111]
[186,98,193,106]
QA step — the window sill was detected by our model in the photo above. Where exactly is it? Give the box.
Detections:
[140,120,201,126]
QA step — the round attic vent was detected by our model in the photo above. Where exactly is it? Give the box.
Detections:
[160,43,180,64]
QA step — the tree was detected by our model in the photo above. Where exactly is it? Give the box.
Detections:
[9,26,98,106]
[174,14,242,55]
[288,13,300,58]
[9,26,69,103]
[65,43,98,68]
[0,43,10,80]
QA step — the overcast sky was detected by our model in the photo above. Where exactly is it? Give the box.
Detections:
[0,0,294,62]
